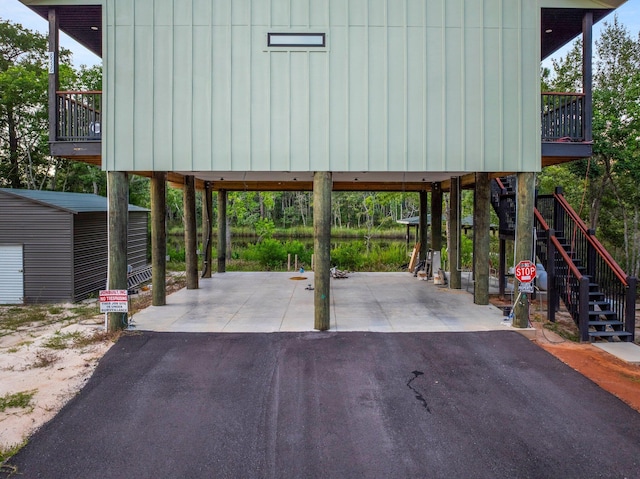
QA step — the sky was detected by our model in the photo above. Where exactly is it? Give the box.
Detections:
[2,0,640,69]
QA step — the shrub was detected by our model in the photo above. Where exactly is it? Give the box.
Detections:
[242,238,287,269]
[331,242,365,270]
[284,240,312,266]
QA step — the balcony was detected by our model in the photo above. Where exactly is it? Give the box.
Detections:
[50,90,592,166]
[541,92,592,163]
[50,90,102,162]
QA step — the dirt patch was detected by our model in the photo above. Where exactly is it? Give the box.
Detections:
[0,273,187,459]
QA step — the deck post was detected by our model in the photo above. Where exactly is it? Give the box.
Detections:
[449,176,461,289]
[107,171,128,331]
[184,175,198,289]
[583,11,593,142]
[419,191,428,261]
[151,172,167,306]
[217,190,227,273]
[47,8,59,145]
[513,172,535,328]
[473,173,490,305]
[314,172,332,331]
[202,183,213,278]
[431,182,442,254]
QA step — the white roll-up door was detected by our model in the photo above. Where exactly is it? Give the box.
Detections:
[0,245,24,304]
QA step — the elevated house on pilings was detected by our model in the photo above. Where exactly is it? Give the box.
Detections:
[21,0,635,340]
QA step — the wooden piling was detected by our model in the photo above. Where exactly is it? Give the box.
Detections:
[473,173,490,305]
[184,175,198,289]
[151,171,166,306]
[107,171,128,331]
[313,172,332,331]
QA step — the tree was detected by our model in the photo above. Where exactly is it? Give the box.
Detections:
[0,19,77,189]
[543,16,640,275]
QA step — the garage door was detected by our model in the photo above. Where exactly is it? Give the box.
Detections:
[0,245,24,304]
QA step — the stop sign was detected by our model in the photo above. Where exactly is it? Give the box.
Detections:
[514,260,537,283]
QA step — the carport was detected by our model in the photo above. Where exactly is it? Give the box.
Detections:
[132,272,512,333]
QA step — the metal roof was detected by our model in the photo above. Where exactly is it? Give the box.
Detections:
[0,189,148,214]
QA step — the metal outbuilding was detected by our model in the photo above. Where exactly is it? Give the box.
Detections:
[0,189,148,304]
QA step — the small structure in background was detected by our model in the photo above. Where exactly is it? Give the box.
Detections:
[0,189,149,304]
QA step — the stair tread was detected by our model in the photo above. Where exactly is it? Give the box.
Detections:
[588,320,624,326]
[588,310,618,316]
[588,331,632,337]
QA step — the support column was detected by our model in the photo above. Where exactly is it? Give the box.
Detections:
[217,189,227,273]
[473,173,490,305]
[419,190,428,261]
[313,172,332,331]
[583,11,593,142]
[430,182,442,253]
[47,8,59,144]
[513,172,535,328]
[151,172,166,306]
[201,183,213,278]
[184,175,198,289]
[107,171,128,331]
[448,177,461,289]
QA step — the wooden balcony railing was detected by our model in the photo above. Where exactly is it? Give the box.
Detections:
[56,91,101,141]
[541,92,585,142]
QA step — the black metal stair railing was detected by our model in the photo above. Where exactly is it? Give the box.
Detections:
[536,189,636,342]
[490,177,516,236]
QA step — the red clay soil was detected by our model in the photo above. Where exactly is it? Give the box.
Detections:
[537,340,640,413]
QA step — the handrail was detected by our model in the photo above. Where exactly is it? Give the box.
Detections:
[554,193,629,286]
[541,91,585,97]
[534,208,584,279]
[56,90,102,95]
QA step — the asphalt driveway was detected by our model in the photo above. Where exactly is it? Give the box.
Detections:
[3,331,640,478]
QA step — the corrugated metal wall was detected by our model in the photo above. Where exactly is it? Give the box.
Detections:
[104,0,541,174]
[73,211,149,301]
[0,194,74,303]
[127,212,149,270]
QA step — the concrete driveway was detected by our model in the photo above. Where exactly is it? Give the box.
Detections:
[3,331,640,478]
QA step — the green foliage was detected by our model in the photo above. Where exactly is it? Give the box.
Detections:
[0,390,35,412]
[331,242,365,270]
[255,218,276,239]
[242,238,288,269]
[284,240,312,266]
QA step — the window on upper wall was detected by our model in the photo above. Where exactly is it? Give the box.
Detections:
[267,33,326,48]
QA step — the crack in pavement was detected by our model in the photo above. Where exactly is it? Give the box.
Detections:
[407,370,431,413]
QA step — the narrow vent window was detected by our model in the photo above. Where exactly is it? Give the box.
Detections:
[268,33,325,48]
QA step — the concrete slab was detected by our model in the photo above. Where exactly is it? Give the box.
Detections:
[594,342,640,365]
[131,272,512,333]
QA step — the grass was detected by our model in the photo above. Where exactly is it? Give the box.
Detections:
[31,350,59,368]
[543,319,580,342]
[0,438,28,466]
[41,331,84,350]
[0,391,36,413]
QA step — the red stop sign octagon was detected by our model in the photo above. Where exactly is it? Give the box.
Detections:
[514,260,537,283]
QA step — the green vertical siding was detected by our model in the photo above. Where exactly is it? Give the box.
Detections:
[100,0,588,173]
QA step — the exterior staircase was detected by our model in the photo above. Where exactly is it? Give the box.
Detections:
[491,176,636,342]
